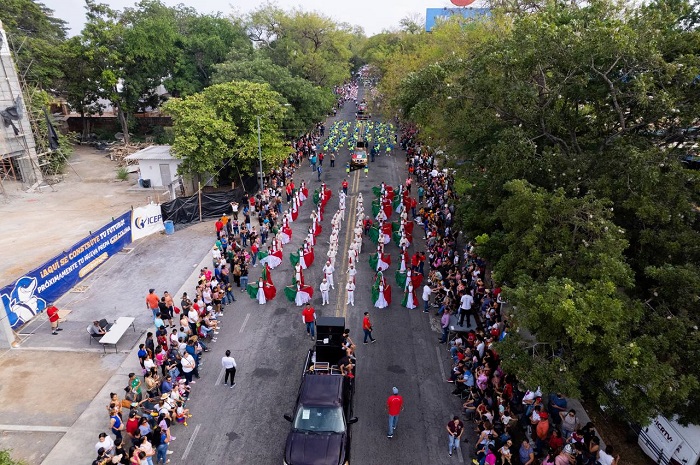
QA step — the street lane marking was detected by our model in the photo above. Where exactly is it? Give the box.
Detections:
[216,367,225,386]
[181,423,201,461]
[435,346,447,382]
[239,313,250,333]
[336,170,360,317]
[0,425,70,433]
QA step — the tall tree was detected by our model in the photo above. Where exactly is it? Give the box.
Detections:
[213,53,335,136]
[165,10,251,97]
[0,0,67,88]
[162,81,289,182]
[247,5,357,87]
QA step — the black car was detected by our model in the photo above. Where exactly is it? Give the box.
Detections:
[283,369,357,465]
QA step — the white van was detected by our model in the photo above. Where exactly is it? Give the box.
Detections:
[638,415,700,465]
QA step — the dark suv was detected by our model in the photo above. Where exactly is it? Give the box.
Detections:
[283,361,357,465]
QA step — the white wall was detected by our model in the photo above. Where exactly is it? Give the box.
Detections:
[138,159,181,187]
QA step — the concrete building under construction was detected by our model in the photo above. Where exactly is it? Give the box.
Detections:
[0,20,43,188]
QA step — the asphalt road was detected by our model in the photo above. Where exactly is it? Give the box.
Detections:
[172,91,473,465]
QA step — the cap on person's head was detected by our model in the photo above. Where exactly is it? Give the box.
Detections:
[129,410,137,418]
[392,387,399,394]
[98,432,107,439]
[160,394,169,400]
[149,288,155,293]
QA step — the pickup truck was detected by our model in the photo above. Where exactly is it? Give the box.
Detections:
[283,318,357,465]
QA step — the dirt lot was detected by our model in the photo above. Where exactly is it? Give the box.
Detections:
[0,145,161,284]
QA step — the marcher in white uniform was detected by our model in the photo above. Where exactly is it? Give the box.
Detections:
[322,260,335,289]
[346,281,355,306]
[320,278,330,305]
[347,263,357,283]
[256,278,266,305]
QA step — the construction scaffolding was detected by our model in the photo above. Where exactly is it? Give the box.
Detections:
[0,20,44,194]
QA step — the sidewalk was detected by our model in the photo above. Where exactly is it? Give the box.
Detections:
[40,249,213,464]
[0,221,213,465]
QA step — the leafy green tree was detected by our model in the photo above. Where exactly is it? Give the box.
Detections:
[60,36,104,139]
[165,10,251,97]
[162,81,289,183]
[369,0,700,424]
[0,0,67,88]
[247,5,356,87]
[213,54,335,136]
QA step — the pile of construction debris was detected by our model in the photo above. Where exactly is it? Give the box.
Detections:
[108,143,150,165]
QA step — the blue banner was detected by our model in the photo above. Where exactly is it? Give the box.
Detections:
[1,211,132,330]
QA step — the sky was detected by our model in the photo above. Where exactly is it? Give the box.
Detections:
[39,0,465,37]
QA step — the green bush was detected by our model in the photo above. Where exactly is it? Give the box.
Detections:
[116,167,129,181]
[0,449,25,465]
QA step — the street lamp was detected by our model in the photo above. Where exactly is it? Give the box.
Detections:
[257,104,291,192]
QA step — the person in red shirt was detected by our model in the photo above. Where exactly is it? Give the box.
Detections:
[215,219,224,238]
[386,386,404,438]
[362,312,376,344]
[342,179,348,195]
[301,303,316,340]
[46,304,61,335]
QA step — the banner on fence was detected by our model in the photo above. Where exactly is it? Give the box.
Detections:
[1,211,132,330]
[131,203,164,241]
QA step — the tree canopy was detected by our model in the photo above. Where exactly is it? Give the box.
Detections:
[163,81,289,181]
[212,53,335,137]
[0,0,67,88]
[364,0,700,425]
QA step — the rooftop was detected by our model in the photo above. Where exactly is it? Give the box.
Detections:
[124,145,174,161]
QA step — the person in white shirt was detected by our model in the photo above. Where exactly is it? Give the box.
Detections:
[320,278,330,305]
[221,350,237,388]
[597,445,620,465]
[95,432,115,456]
[322,260,335,289]
[458,291,474,327]
[347,264,357,283]
[346,281,356,306]
[422,284,432,313]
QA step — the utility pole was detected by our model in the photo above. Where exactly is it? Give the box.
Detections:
[257,115,263,192]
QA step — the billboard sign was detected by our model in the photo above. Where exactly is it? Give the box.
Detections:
[1,212,132,330]
[425,7,491,32]
[131,203,164,241]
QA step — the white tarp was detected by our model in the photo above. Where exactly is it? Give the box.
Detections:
[131,203,164,241]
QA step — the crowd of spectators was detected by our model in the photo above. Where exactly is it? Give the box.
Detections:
[402,126,620,465]
[91,114,341,465]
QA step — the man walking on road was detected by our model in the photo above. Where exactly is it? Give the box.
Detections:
[302,303,316,339]
[146,289,160,320]
[446,415,465,457]
[386,387,404,438]
[222,350,237,388]
[362,312,376,344]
